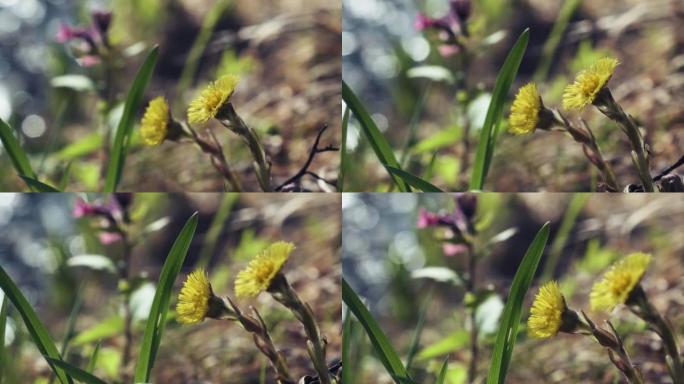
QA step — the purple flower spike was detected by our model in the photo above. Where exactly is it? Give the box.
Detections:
[450,0,472,22]
[73,197,97,218]
[98,231,122,245]
[91,10,112,36]
[417,208,442,228]
[443,242,468,257]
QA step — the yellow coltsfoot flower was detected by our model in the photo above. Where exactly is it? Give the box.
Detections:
[235,241,295,298]
[527,281,567,338]
[187,74,240,124]
[176,268,213,324]
[562,57,619,110]
[509,82,542,135]
[590,252,651,312]
[140,96,170,146]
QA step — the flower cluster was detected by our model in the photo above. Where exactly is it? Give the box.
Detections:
[415,0,472,57]
[56,10,112,67]
[175,241,332,383]
[73,194,132,244]
[527,252,683,382]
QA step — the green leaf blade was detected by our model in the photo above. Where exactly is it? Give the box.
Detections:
[19,176,61,192]
[386,167,444,192]
[342,81,410,192]
[104,46,159,192]
[0,118,36,181]
[342,278,412,383]
[134,212,198,382]
[0,265,72,384]
[46,358,109,384]
[486,222,550,384]
[469,29,530,190]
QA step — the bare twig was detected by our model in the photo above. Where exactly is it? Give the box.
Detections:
[653,154,684,182]
[275,125,339,191]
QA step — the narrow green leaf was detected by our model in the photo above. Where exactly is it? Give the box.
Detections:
[342,81,410,192]
[0,293,8,384]
[435,358,449,384]
[342,278,411,383]
[339,106,350,191]
[405,287,433,370]
[46,358,109,384]
[541,194,589,280]
[341,310,353,384]
[469,29,530,190]
[0,265,73,384]
[19,176,61,192]
[86,341,102,373]
[486,222,550,384]
[59,161,73,191]
[0,118,35,179]
[59,286,84,358]
[386,167,443,192]
[176,0,232,98]
[104,46,159,192]
[134,213,198,382]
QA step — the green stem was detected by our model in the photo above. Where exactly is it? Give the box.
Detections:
[594,89,654,191]
[218,104,272,191]
[270,274,330,384]
[630,286,684,383]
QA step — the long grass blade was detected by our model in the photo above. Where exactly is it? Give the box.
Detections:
[196,194,237,269]
[386,167,443,192]
[20,176,61,192]
[86,341,102,373]
[134,212,199,382]
[339,106,350,191]
[342,81,410,192]
[104,46,159,192]
[46,358,108,384]
[534,0,583,81]
[486,222,550,384]
[435,358,449,384]
[0,118,35,179]
[405,287,434,370]
[342,310,353,384]
[541,194,588,280]
[176,0,233,99]
[0,265,73,384]
[469,29,530,190]
[0,293,8,384]
[342,278,412,383]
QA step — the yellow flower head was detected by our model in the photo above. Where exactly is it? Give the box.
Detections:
[235,241,295,298]
[140,96,170,146]
[176,268,213,324]
[527,281,566,338]
[187,74,240,124]
[509,82,542,135]
[590,252,651,312]
[562,57,619,110]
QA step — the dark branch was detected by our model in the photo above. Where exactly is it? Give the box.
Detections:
[275,124,338,191]
[653,154,684,182]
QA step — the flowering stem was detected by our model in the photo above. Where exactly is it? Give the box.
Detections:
[553,110,620,191]
[186,125,241,191]
[269,274,330,384]
[225,297,295,384]
[594,89,654,192]
[629,286,684,383]
[580,312,644,384]
[218,104,272,191]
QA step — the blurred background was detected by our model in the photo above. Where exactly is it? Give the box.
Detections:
[0,0,340,191]
[342,0,684,191]
[343,193,684,383]
[0,193,341,382]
